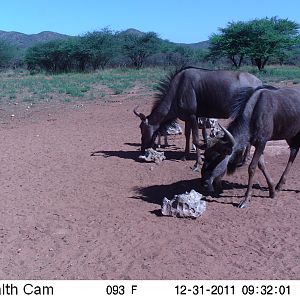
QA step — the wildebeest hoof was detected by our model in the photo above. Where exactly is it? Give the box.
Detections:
[192,163,200,172]
[180,155,187,161]
[275,184,283,192]
[238,201,247,208]
[269,190,276,198]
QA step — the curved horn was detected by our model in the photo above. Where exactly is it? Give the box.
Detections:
[133,106,140,117]
[219,125,236,147]
[133,106,146,120]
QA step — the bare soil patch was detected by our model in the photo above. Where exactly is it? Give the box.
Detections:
[0,92,299,280]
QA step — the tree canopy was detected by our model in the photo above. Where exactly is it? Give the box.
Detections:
[0,39,17,68]
[24,29,208,73]
[25,29,119,73]
[119,32,161,69]
[209,17,300,70]
[15,17,300,73]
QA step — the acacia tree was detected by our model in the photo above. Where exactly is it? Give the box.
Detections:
[82,29,117,70]
[247,18,300,70]
[120,32,161,68]
[209,21,250,68]
[26,39,76,72]
[209,17,300,70]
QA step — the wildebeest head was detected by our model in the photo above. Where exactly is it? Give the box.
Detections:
[201,126,236,193]
[134,106,159,154]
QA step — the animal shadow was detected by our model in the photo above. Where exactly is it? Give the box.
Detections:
[91,148,194,162]
[280,188,300,194]
[133,178,202,205]
[124,142,140,147]
[91,150,139,161]
[133,178,237,208]
[221,180,271,192]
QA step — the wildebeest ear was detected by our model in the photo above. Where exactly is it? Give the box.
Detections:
[133,106,147,121]
[137,113,146,121]
[221,143,233,156]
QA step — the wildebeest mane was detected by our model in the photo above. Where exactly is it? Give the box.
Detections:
[229,84,278,127]
[152,66,212,111]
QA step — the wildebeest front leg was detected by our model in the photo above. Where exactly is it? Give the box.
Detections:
[202,127,208,146]
[157,133,162,148]
[194,145,202,172]
[238,143,266,208]
[276,146,299,192]
[163,134,169,147]
[182,120,191,160]
[257,155,276,198]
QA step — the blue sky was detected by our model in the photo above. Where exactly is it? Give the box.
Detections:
[1,0,299,43]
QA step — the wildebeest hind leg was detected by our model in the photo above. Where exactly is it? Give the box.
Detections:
[276,147,299,192]
[190,115,203,171]
[258,155,276,198]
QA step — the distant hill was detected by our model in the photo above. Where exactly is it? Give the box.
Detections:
[0,28,210,50]
[120,28,210,49]
[178,40,210,50]
[121,28,145,37]
[0,30,71,49]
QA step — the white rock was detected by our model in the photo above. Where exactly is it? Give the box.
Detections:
[138,148,166,163]
[161,189,206,218]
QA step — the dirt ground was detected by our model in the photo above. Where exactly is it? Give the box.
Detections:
[0,92,299,280]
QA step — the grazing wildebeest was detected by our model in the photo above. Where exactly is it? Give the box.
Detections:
[134,66,262,169]
[156,120,183,148]
[201,86,300,208]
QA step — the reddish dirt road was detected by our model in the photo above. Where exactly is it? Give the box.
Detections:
[0,96,299,280]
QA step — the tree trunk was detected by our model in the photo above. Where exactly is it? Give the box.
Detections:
[254,58,263,70]
[79,59,86,72]
[262,57,269,69]
[229,56,238,68]
[238,54,244,67]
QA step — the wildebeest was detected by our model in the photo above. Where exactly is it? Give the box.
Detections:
[134,66,262,169]
[201,86,300,208]
[156,120,183,148]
